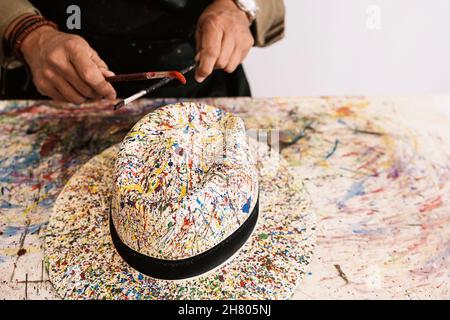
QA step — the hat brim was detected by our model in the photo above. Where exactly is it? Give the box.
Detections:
[45,140,315,300]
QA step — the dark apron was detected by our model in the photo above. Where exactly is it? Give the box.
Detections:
[1,0,251,99]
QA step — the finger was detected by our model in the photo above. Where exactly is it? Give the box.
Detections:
[59,62,99,99]
[90,50,115,76]
[90,51,108,69]
[69,50,116,99]
[46,51,99,99]
[38,83,65,102]
[35,74,70,102]
[92,51,116,79]
[215,33,235,70]
[100,67,115,78]
[49,89,66,102]
[51,73,86,104]
[196,21,223,83]
[224,46,250,74]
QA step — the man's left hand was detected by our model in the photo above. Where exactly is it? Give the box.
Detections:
[195,0,254,83]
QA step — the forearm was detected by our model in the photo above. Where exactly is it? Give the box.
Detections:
[0,0,40,65]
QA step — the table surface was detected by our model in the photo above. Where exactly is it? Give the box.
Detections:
[1,96,449,300]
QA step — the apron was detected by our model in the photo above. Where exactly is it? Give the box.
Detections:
[1,0,251,99]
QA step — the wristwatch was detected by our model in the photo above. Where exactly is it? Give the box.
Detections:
[233,0,259,23]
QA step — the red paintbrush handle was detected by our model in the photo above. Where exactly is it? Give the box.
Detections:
[106,71,186,84]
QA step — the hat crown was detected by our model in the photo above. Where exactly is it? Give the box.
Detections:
[112,103,258,260]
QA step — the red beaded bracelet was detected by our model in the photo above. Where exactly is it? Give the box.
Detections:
[7,14,58,61]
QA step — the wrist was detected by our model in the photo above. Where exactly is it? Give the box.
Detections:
[6,14,58,61]
[214,0,252,25]
[21,26,57,57]
[231,0,258,25]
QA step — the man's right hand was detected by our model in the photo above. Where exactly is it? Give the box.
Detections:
[21,26,117,104]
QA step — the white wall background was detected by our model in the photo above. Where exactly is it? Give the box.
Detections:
[244,0,450,97]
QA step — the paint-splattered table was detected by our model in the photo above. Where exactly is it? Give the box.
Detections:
[1,96,449,299]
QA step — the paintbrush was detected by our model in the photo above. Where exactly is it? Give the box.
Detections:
[106,71,187,84]
[112,64,196,111]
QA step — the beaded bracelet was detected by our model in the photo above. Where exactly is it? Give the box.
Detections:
[7,14,58,61]
[7,14,43,52]
[8,16,41,51]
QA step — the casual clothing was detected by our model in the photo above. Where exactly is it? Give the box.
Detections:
[0,0,285,99]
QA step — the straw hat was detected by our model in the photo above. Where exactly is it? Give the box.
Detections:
[45,102,315,299]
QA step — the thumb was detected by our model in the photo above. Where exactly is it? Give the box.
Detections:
[90,49,115,77]
[100,68,115,77]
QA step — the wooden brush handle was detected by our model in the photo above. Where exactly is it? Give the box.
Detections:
[106,71,186,84]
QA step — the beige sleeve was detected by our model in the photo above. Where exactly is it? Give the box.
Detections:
[0,0,40,65]
[253,0,286,47]
[0,0,284,61]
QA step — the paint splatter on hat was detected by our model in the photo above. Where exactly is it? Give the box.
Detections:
[45,103,315,299]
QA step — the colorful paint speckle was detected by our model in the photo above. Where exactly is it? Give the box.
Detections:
[112,103,259,260]
[45,140,314,299]
[1,96,450,299]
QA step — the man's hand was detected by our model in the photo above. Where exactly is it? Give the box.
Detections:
[195,0,254,83]
[21,26,116,104]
